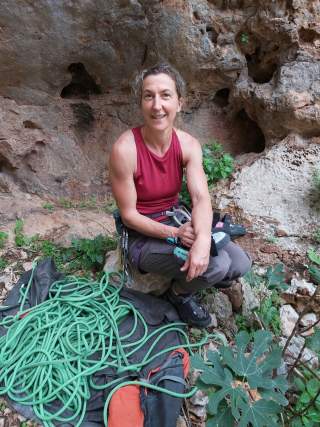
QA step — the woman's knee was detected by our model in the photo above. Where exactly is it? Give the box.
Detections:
[223,242,252,279]
[201,250,232,285]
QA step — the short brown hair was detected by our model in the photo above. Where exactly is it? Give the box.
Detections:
[133,63,186,103]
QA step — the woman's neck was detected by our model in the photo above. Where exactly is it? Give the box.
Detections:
[141,126,173,155]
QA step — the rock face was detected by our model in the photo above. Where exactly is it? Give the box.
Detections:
[0,1,319,256]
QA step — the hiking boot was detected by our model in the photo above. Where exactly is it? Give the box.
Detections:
[220,281,243,313]
[166,289,211,328]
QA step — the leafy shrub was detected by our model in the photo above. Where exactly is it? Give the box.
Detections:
[0,257,8,270]
[32,235,117,273]
[69,235,116,271]
[0,231,8,249]
[290,369,320,427]
[192,330,288,427]
[256,292,281,335]
[42,202,54,211]
[14,219,27,247]
[180,141,234,205]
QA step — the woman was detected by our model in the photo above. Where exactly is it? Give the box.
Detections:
[109,63,251,327]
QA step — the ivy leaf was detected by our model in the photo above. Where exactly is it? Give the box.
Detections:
[238,399,281,427]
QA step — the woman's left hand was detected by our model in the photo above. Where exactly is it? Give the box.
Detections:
[180,237,210,281]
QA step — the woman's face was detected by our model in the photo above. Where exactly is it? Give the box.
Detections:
[141,73,182,132]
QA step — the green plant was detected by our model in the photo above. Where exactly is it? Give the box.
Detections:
[255,292,281,335]
[265,263,288,291]
[307,248,320,266]
[0,231,8,249]
[235,313,253,334]
[314,228,320,244]
[240,32,249,44]
[77,196,97,209]
[69,235,116,271]
[0,257,8,270]
[58,198,74,209]
[289,370,320,427]
[307,248,320,284]
[102,196,117,214]
[0,399,6,412]
[42,202,54,211]
[180,141,234,204]
[192,330,288,426]
[14,219,27,247]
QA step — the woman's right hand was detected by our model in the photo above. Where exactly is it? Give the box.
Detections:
[177,222,195,248]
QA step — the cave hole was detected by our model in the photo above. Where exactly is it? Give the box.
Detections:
[206,25,218,43]
[245,48,277,84]
[234,109,265,153]
[0,154,15,173]
[23,120,41,129]
[213,88,230,107]
[193,10,200,20]
[299,28,319,43]
[61,63,101,99]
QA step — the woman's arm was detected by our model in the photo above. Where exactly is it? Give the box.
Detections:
[178,131,213,281]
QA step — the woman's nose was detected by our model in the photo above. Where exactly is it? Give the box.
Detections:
[152,95,161,109]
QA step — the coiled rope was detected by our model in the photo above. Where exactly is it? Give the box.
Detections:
[0,267,211,426]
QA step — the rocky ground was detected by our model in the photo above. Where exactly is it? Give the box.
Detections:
[0,191,319,426]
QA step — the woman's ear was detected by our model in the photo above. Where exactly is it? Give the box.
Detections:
[177,97,183,113]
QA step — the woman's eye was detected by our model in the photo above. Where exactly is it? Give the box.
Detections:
[144,94,152,100]
[163,93,171,99]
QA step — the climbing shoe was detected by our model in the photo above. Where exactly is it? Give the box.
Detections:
[166,289,211,328]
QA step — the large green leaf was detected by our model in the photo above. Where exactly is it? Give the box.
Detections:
[207,368,248,417]
[220,331,273,377]
[238,399,281,427]
[207,403,234,427]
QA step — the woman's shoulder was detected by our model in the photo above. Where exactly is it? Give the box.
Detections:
[110,129,136,171]
[175,129,201,155]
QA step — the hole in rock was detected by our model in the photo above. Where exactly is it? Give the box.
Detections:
[71,103,95,131]
[234,109,265,153]
[206,25,218,43]
[246,49,277,84]
[193,11,200,20]
[23,120,41,129]
[0,154,15,173]
[299,28,319,43]
[213,88,230,107]
[61,63,101,99]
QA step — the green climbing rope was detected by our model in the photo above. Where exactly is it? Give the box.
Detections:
[0,266,210,426]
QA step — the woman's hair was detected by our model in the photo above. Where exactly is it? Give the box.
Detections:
[133,63,186,103]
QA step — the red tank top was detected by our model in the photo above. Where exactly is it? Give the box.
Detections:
[132,127,183,220]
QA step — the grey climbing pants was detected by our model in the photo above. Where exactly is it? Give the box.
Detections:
[128,230,252,295]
